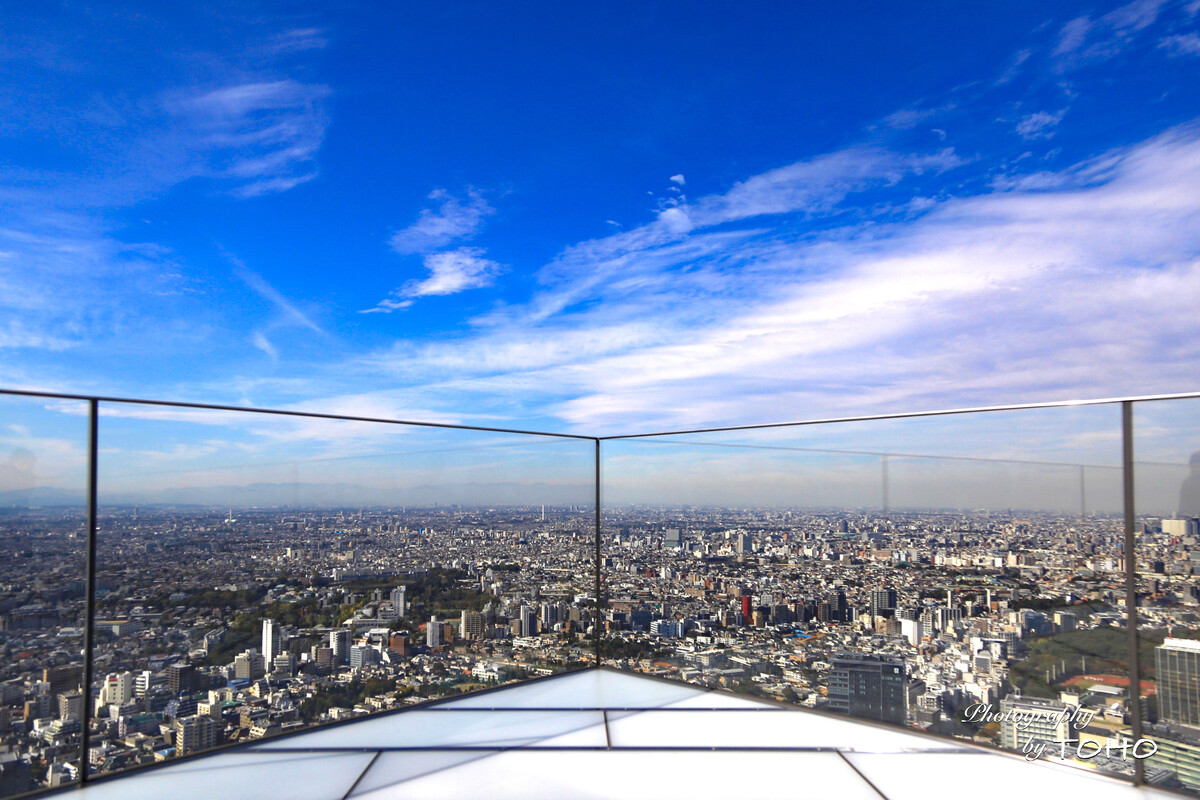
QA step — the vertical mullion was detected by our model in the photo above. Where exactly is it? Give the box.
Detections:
[594,439,602,667]
[79,399,99,786]
[1122,400,1144,785]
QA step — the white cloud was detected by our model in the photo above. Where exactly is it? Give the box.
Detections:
[264,28,327,55]
[251,331,278,360]
[669,174,686,185]
[1016,108,1068,140]
[232,263,324,335]
[883,104,955,129]
[389,188,494,255]
[1053,0,1169,69]
[1054,17,1093,56]
[363,248,503,313]
[354,126,1200,434]
[168,79,331,197]
[1159,32,1200,57]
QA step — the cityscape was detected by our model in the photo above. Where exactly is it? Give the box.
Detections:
[4,495,1200,796]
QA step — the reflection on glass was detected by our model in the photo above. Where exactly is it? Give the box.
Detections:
[1134,398,1200,793]
[89,402,596,778]
[0,395,89,796]
[601,405,1142,780]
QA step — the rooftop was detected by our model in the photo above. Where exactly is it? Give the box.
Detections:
[67,668,1181,800]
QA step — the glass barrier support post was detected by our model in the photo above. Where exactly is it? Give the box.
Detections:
[1122,401,1145,785]
[80,399,99,785]
[594,438,602,666]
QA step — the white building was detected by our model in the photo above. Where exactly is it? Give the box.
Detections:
[261,619,280,668]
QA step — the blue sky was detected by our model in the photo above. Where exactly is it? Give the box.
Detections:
[4,0,1200,447]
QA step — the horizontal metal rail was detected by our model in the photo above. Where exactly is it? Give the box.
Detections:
[0,388,596,441]
[597,390,1200,440]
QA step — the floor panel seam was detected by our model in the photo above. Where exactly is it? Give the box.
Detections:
[836,750,892,800]
[340,751,381,800]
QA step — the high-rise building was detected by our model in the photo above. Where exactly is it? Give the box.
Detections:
[174,714,217,756]
[233,650,265,681]
[57,692,83,722]
[518,606,537,638]
[349,645,379,671]
[427,615,443,648]
[827,653,906,725]
[870,588,898,630]
[1157,638,1200,728]
[166,663,195,696]
[391,585,407,617]
[100,672,135,706]
[461,611,486,640]
[330,629,351,662]
[900,618,923,647]
[134,670,157,697]
[261,619,280,668]
[43,666,83,699]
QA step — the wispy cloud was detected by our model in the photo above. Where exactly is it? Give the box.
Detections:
[264,28,328,55]
[1053,0,1169,69]
[168,79,331,197]
[1016,108,1068,140]
[362,248,504,313]
[388,188,494,255]
[1159,32,1200,56]
[883,104,956,130]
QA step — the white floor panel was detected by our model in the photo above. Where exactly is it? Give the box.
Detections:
[249,710,606,750]
[77,751,376,800]
[348,751,503,796]
[844,752,1179,800]
[350,750,882,800]
[608,708,967,752]
[443,669,707,709]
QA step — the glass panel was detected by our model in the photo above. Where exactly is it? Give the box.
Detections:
[445,667,704,708]
[1134,396,1200,793]
[601,404,1135,778]
[348,751,500,796]
[0,394,89,796]
[359,750,883,800]
[844,752,1143,800]
[74,751,377,800]
[248,709,607,749]
[606,708,964,751]
[89,401,595,778]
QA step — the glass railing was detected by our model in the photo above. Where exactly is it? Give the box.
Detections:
[2,388,1200,796]
[597,396,1197,793]
[0,391,598,795]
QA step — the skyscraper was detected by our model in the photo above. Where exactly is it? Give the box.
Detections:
[427,615,443,648]
[261,619,279,670]
[1157,637,1200,727]
[827,653,906,725]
